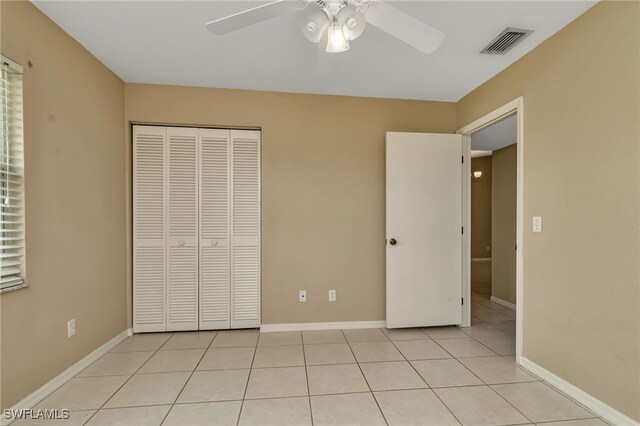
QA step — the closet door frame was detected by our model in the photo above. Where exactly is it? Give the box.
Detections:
[132,124,261,332]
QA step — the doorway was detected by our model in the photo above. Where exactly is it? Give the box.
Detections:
[459,97,524,363]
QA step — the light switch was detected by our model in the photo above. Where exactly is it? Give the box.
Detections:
[533,216,542,233]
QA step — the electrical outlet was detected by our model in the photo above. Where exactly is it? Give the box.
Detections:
[533,216,542,233]
[329,290,336,302]
[67,319,76,338]
[299,290,307,302]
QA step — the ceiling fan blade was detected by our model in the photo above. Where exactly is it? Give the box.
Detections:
[365,1,445,55]
[206,0,299,35]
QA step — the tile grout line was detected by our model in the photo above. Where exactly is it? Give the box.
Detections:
[387,328,464,425]
[369,329,531,424]
[158,331,219,425]
[470,299,598,421]
[343,329,390,426]
[467,299,538,424]
[235,331,259,426]
[299,332,314,426]
[81,333,176,425]
[63,328,604,425]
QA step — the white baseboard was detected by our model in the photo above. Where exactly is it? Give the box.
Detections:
[520,357,639,426]
[2,328,131,425]
[490,295,516,310]
[260,320,386,333]
[471,257,492,262]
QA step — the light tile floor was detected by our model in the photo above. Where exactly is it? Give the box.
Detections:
[20,292,607,425]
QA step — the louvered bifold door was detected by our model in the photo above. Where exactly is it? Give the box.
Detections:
[198,129,231,329]
[133,126,167,333]
[166,127,199,331]
[230,130,261,328]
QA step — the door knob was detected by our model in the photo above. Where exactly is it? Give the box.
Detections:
[211,241,218,246]
[389,238,397,246]
[178,240,185,246]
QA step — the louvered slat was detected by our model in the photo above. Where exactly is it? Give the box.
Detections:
[168,131,197,238]
[232,246,260,323]
[167,245,198,329]
[167,127,198,331]
[200,245,230,326]
[232,137,260,238]
[199,129,231,329]
[133,126,166,332]
[230,130,261,328]
[200,131,229,240]
[135,133,165,240]
[134,246,165,326]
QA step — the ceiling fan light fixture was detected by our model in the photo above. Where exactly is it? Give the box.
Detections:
[300,9,329,44]
[326,19,349,53]
[337,7,366,41]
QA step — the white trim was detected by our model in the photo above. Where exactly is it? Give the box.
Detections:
[490,295,516,310]
[520,357,639,426]
[458,96,524,362]
[260,321,386,333]
[1,55,23,73]
[461,135,471,328]
[471,257,492,262]
[471,150,492,158]
[1,329,131,425]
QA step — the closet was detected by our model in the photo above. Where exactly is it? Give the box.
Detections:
[133,125,261,333]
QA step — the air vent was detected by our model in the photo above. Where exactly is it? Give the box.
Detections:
[480,28,533,55]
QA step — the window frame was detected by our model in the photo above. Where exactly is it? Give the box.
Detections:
[0,54,26,293]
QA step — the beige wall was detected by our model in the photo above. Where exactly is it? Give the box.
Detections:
[0,1,127,408]
[470,156,492,258]
[124,84,457,326]
[491,145,516,304]
[457,1,640,420]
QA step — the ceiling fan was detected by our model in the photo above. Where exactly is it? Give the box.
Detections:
[205,0,445,54]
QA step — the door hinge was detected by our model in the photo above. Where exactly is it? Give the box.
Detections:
[462,156,464,164]
[461,226,464,235]
[462,297,464,305]
[515,243,517,251]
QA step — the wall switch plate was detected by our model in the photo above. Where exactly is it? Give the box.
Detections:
[533,216,542,233]
[486,245,491,251]
[329,290,336,302]
[299,290,307,302]
[67,319,76,338]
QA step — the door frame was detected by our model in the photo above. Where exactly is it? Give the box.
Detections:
[457,97,524,364]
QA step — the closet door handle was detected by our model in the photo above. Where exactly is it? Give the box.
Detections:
[211,241,218,246]
[178,240,185,246]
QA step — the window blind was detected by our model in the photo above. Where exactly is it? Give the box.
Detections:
[0,56,25,292]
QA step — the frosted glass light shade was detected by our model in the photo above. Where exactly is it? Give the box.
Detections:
[300,9,329,44]
[326,21,349,53]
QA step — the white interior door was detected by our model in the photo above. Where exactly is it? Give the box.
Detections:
[230,130,261,328]
[166,127,199,331]
[386,132,463,328]
[133,126,167,333]
[199,128,231,330]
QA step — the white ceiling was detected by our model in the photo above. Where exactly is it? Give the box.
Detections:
[471,113,517,152]
[32,1,596,101]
